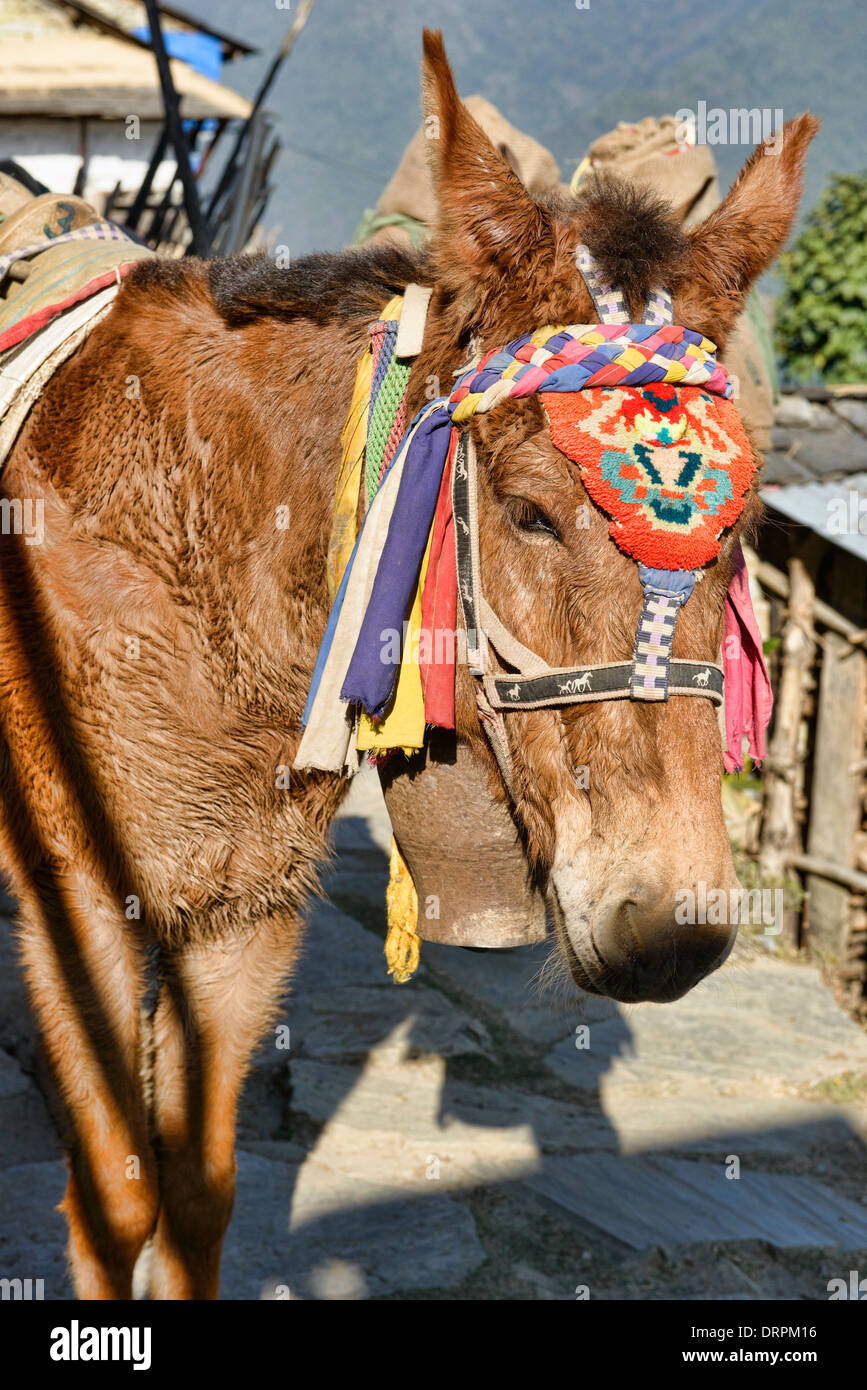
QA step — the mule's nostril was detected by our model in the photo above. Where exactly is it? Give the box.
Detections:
[591,894,737,1003]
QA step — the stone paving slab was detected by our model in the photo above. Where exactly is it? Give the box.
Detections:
[0,1089,60,1169]
[545,955,867,1098]
[222,1151,485,1300]
[602,1091,867,1157]
[288,984,494,1062]
[296,900,393,992]
[330,771,394,855]
[0,1048,30,1099]
[421,938,616,1045]
[524,1153,867,1250]
[291,1055,618,1152]
[0,1159,70,1299]
[289,1050,541,1184]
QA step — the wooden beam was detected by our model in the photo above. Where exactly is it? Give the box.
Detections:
[801,544,867,957]
[803,629,867,953]
[789,854,867,895]
[752,558,867,648]
[124,126,169,233]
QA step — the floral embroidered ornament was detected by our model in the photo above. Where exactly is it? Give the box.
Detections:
[543,383,755,571]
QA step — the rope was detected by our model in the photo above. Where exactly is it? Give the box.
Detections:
[365,321,412,503]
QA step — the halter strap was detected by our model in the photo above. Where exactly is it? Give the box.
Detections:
[576,241,674,329]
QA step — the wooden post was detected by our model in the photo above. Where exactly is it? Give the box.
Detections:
[804,627,867,956]
[805,547,867,961]
[143,0,210,256]
[758,556,816,943]
[125,127,169,234]
[206,0,315,222]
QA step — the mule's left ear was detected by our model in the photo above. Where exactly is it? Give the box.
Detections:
[420,29,554,311]
[688,114,820,328]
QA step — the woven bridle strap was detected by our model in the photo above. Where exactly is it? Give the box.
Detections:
[576,244,674,328]
[448,321,732,421]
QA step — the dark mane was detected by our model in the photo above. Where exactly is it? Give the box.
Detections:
[570,173,689,308]
[205,242,432,327]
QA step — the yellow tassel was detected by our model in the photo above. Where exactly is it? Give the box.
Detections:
[384,836,420,983]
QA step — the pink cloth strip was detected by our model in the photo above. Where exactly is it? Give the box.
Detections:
[723,542,774,773]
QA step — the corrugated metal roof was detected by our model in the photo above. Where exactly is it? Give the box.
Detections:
[761,471,867,563]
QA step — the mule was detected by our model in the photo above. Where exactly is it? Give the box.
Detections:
[0,31,817,1299]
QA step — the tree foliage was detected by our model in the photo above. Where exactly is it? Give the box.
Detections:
[775,171,867,384]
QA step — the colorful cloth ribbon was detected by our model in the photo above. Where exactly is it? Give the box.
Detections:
[337,322,735,722]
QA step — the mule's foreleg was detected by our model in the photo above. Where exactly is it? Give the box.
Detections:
[15,881,158,1299]
[148,915,301,1300]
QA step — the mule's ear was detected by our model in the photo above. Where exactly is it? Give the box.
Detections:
[421,29,553,307]
[688,114,819,327]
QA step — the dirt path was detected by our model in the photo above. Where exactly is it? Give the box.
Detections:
[2,769,867,1300]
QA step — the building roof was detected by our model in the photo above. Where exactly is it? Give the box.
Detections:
[761,472,867,564]
[0,0,256,60]
[0,33,253,120]
[761,387,867,563]
[53,0,257,61]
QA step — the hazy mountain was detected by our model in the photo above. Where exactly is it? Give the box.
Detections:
[183,0,865,256]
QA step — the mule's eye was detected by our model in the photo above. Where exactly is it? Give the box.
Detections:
[507,498,561,540]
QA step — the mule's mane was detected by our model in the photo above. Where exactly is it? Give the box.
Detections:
[134,169,688,339]
[205,242,431,328]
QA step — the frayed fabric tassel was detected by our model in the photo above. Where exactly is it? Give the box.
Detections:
[384,836,420,983]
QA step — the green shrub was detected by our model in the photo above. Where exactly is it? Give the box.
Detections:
[775,171,867,384]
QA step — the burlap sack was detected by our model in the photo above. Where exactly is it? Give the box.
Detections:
[361,95,561,248]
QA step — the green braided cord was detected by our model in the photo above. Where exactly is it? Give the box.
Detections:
[365,353,412,505]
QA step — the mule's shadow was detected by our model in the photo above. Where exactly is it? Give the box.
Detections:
[232,804,632,1300]
[234,802,867,1302]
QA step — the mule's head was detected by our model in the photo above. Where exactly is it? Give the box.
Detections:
[418,31,818,1003]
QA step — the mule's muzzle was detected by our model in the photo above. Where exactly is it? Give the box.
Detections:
[555,878,737,1004]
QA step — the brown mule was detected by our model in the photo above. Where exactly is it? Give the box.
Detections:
[0,31,817,1298]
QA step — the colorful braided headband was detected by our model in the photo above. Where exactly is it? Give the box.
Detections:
[449,321,733,423]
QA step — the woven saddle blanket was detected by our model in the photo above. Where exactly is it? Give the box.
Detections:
[0,180,152,468]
